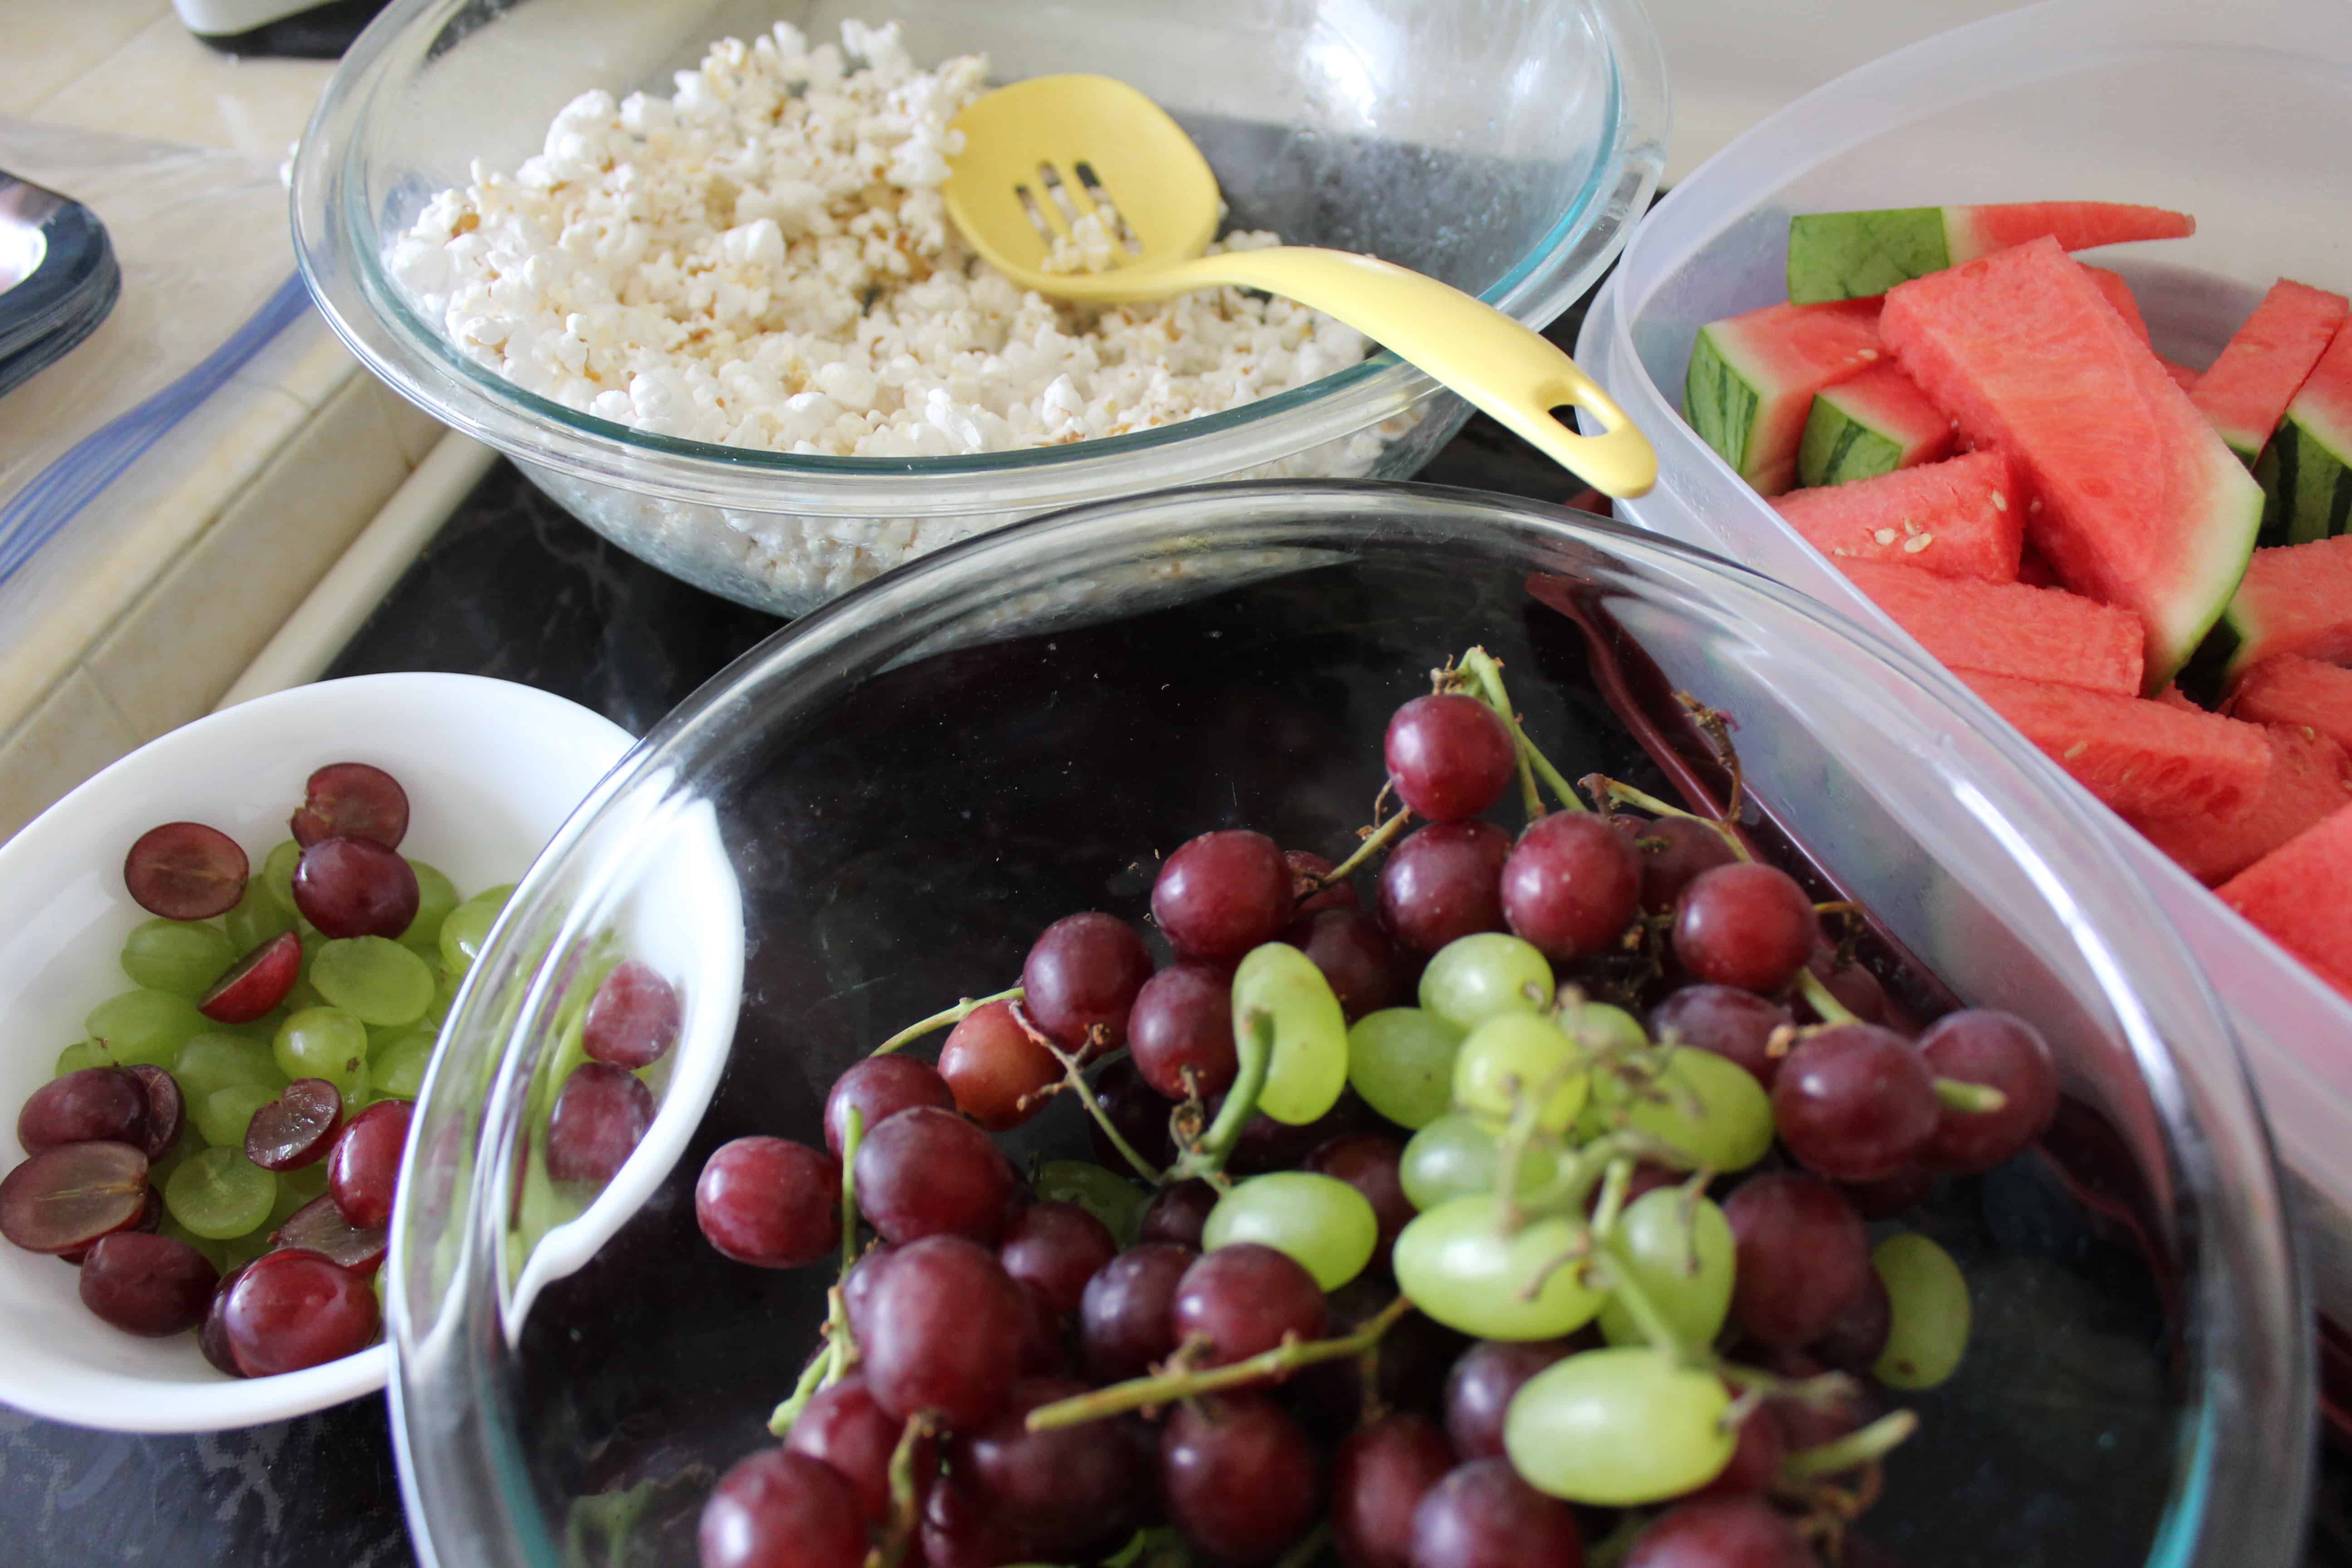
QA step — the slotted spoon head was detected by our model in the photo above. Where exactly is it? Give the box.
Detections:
[942,74,1222,289]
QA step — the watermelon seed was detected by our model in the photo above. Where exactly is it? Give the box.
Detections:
[1992,493,2009,512]
[2030,498,2043,514]
[1904,534,1934,554]
[1874,528,1897,546]
[2064,742,2089,760]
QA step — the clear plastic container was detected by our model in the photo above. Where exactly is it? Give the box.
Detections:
[1577,0,2352,1310]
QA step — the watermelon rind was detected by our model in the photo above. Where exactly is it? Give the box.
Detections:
[2254,330,2352,546]
[1796,366,1951,488]
[1681,303,1881,495]
[1788,208,1949,305]
[2189,279,2349,467]
[1683,326,1764,481]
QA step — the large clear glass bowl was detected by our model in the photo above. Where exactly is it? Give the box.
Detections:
[390,483,2307,1568]
[291,0,1667,615]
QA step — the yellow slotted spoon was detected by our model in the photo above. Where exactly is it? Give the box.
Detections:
[941,74,1656,498]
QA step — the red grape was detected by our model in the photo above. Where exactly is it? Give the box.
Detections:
[1671,863,1814,994]
[860,1235,1025,1430]
[854,1106,1014,1245]
[220,1247,380,1374]
[1771,1024,1939,1182]
[1298,1285,1467,1435]
[124,823,248,920]
[17,1068,149,1156]
[1089,1056,1177,1171]
[840,1243,899,1344]
[1228,1088,1377,1175]
[1805,941,1888,1024]
[1129,965,1239,1098]
[291,762,409,850]
[198,930,302,1024]
[1406,1456,1583,1568]
[1501,811,1643,962]
[697,1448,867,1568]
[938,1001,1062,1131]
[951,1377,1149,1559]
[200,1268,246,1377]
[125,1065,183,1163]
[292,836,421,940]
[1306,1134,1412,1267]
[327,1099,411,1230]
[998,1200,1117,1318]
[1011,1277,1071,1377]
[78,1231,218,1336]
[1612,814,1740,913]
[1723,1174,1868,1348]
[581,960,681,1069]
[245,1079,347,1172]
[1152,830,1294,960]
[695,1137,842,1268]
[271,1195,389,1275]
[1139,1178,1217,1249]
[1171,1243,1326,1367]
[1378,821,1511,954]
[922,1474,1024,1568]
[1020,912,1154,1054]
[1916,1008,2059,1173]
[1624,1496,1812,1568]
[823,1055,955,1156]
[1289,849,1358,913]
[1385,695,1517,823]
[0,1140,150,1254]
[1079,1242,1195,1383]
[1648,985,1793,1087]
[1287,906,1403,1021]
[1335,1413,1456,1568]
[784,1374,914,1525]
[1842,1165,1934,1220]
[544,1062,655,1186]
[1810,1267,1892,1374]
[1690,1406,1785,1500]
[1159,1393,1323,1564]
[1443,1338,1579,1460]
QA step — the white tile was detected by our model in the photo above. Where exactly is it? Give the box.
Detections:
[369,382,455,468]
[86,379,410,742]
[230,309,361,412]
[0,669,140,848]
[33,10,338,164]
[10,0,169,113]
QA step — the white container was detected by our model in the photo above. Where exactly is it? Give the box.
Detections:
[1578,0,2352,1304]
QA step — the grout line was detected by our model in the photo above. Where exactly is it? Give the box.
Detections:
[216,433,497,707]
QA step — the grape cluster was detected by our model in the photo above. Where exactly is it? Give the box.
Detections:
[687,652,2063,1568]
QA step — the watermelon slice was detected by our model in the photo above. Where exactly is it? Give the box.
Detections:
[2130,723,2352,885]
[1962,671,2270,820]
[2160,357,2202,392]
[1796,363,1955,487]
[2081,265,2152,347]
[1771,450,2021,582]
[2190,279,2350,466]
[2179,535,2352,701]
[1842,560,2143,695]
[1683,300,1883,495]
[2255,318,2352,544]
[1880,237,2264,692]
[1787,201,2196,304]
[2219,801,2352,1000]
[2230,656,2352,753]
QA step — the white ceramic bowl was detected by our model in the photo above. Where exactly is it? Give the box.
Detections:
[0,673,631,1432]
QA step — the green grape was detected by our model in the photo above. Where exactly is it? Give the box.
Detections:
[195,1084,279,1150]
[311,936,434,1026]
[401,861,462,950]
[1036,1160,1149,1246]
[1618,1047,1774,1172]
[54,1041,105,1077]
[1392,1194,1604,1340]
[227,1008,292,1044]
[421,962,461,1026]
[261,839,304,916]
[1230,942,1348,1126]
[274,1006,370,1106]
[85,989,206,1068]
[1872,1233,1970,1390]
[175,1032,287,1102]
[166,1147,277,1240]
[1554,995,1648,1058]
[1346,1008,1463,1130]
[1204,1172,1377,1290]
[1400,1113,1559,1212]
[225,879,297,956]
[371,1032,437,1101]
[119,918,235,997]
[1503,1347,1737,1504]
[1597,1188,1736,1349]
[1418,933,1554,1033]
[158,1215,228,1273]
[1452,1014,1588,1132]
[440,888,512,975]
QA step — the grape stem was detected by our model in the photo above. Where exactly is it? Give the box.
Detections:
[1460,646,1587,814]
[1795,967,1860,1028]
[766,1342,833,1436]
[1024,1295,1415,1430]
[1589,1156,1633,1240]
[866,1413,936,1568]
[1718,1361,1861,1409]
[868,985,1025,1057]
[1312,803,1412,891]
[1779,1408,1920,1481]
[1037,1034,1167,1187]
[1168,1009,1274,1186]
[1580,1509,1649,1568]
[838,1107,864,1282]
[1934,1078,2009,1115]
[1583,774,1743,856]
[1591,1255,1695,1364]
[1271,1522,1334,1568]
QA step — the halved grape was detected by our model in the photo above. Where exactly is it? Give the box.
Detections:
[1346,1008,1464,1131]
[310,936,433,1027]
[124,823,249,920]
[272,1008,369,1106]
[198,931,303,1024]
[195,1084,279,1151]
[1399,1113,1558,1213]
[401,862,460,951]
[126,1065,184,1163]
[0,1141,150,1254]
[370,1031,436,1101]
[291,762,409,850]
[1418,933,1554,1033]
[328,1100,411,1229]
[1597,1189,1735,1349]
[439,888,512,975]
[1617,1047,1774,1173]
[159,1213,228,1274]
[272,1194,389,1276]
[1230,943,1349,1126]
[1204,1172,1377,1290]
[293,838,420,941]
[1503,1347,1736,1504]
[1392,1195,1604,1340]
[1452,1014,1589,1132]
[120,919,234,998]
[245,1079,348,1171]
[1871,1232,1970,1390]
[17,1068,149,1155]
[224,879,296,956]
[164,1146,276,1240]
[85,990,206,1068]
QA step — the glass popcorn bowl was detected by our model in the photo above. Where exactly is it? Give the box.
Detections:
[292,0,1668,616]
[388,483,2307,1568]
